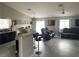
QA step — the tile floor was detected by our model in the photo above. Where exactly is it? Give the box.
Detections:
[1,37,79,57]
[33,38,79,57]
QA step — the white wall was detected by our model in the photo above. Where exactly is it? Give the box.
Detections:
[31,18,36,32]
[0,3,32,30]
[36,17,77,36]
[0,3,31,20]
[0,5,2,16]
[70,19,75,28]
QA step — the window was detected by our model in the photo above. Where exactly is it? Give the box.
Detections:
[59,19,69,30]
[36,20,45,34]
[0,18,11,29]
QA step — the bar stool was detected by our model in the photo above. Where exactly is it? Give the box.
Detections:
[33,32,42,57]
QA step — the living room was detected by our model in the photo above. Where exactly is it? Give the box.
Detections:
[0,2,79,57]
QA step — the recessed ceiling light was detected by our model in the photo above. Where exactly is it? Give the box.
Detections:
[27,8,32,11]
[58,4,63,7]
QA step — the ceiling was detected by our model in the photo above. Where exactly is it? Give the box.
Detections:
[2,2,79,18]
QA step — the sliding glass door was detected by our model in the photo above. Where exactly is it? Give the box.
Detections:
[59,19,69,31]
[36,20,45,34]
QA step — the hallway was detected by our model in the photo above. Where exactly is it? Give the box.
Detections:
[33,38,79,57]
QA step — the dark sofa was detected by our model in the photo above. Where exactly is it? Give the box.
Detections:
[61,28,79,39]
[41,28,55,41]
[0,31,16,44]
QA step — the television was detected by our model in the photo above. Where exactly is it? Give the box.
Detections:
[75,19,79,26]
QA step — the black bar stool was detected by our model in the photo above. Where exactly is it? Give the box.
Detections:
[33,32,42,57]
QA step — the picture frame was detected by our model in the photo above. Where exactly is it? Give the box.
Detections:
[48,20,55,26]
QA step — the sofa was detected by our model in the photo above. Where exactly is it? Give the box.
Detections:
[61,28,79,39]
[41,28,55,41]
[0,31,16,44]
